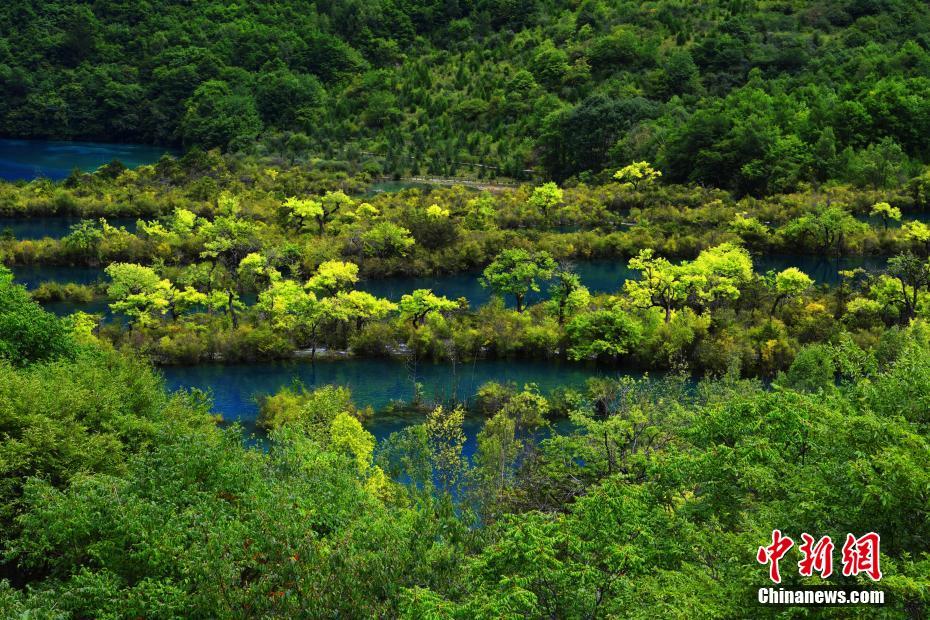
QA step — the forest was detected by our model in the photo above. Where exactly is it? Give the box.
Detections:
[2,0,930,187]
[2,0,930,618]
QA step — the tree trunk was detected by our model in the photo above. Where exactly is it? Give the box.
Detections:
[771,294,785,315]
[227,289,238,328]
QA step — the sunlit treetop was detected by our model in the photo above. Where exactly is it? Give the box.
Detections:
[613,161,661,190]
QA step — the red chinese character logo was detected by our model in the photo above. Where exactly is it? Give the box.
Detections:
[757,529,794,583]
[841,532,882,581]
[798,533,834,578]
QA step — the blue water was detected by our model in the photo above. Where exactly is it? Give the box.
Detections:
[359,260,636,307]
[857,212,930,229]
[10,254,889,317]
[754,254,887,285]
[11,264,106,290]
[160,358,617,453]
[41,298,112,317]
[11,260,632,317]
[0,216,138,240]
[0,138,173,181]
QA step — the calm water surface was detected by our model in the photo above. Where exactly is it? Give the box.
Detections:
[11,264,106,290]
[754,254,887,285]
[0,138,173,181]
[160,358,621,453]
[359,260,636,307]
[11,254,891,316]
[0,216,138,240]
[857,212,930,229]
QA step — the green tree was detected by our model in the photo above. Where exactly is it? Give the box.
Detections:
[180,80,262,149]
[884,252,930,322]
[398,289,457,328]
[781,206,867,254]
[318,191,354,234]
[361,222,415,258]
[164,284,208,322]
[565,307,642,361]
[327,290,396,331]
[548,266,590,326]
[624,249,686,323]
[770,267,813,314]
[903,220,930,255]
[682,242,754,308]
[105,263,169,327]
[257,279,332,357]
[199,215,263,327]
[481,249,556,312]
[0,267,73,365]
[870,201,902,230]
[426,405,466,493]
[849,138,908,189]
[284,196,324,233]
[306,260,359,297]
[237,252,281,292]
[613,161,662,190]
[527,182,563,223]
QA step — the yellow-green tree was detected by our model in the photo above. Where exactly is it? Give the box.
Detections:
[770,267,813,313]
[527,182,563,223]
[481,249,556,312]
[426,405,466,493]
[624,249,686,323]
[399,289,457,328]
[870,201,901,230]
[613,161,661,190]
[306,260,359,297]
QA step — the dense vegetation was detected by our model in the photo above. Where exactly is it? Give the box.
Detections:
[2,262,929,617]
[4,1,930,616]
[4,1,930,188]
[4,155,930,378]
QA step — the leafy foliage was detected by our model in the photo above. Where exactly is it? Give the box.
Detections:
[5,1,930,189]
[0,267,73,364]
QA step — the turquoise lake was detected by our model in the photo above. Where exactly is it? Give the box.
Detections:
[160,358,623,454]
[0,138,173,181]
[0,216,138,240]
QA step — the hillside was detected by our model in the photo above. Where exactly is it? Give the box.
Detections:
[2,1,930,191]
